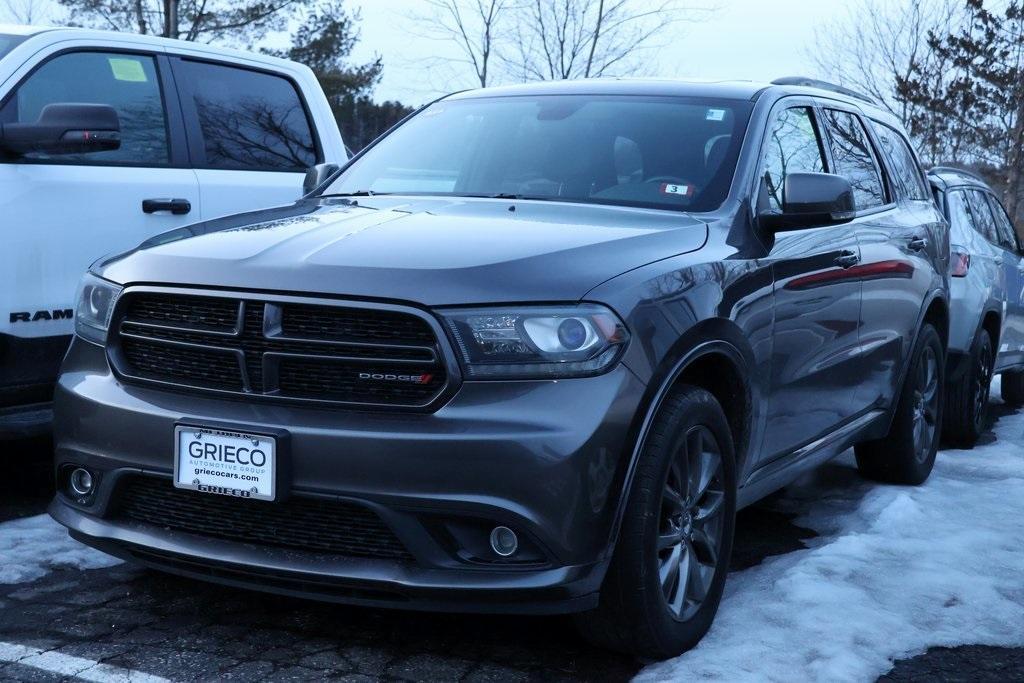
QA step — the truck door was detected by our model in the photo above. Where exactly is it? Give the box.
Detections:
[0,49,199,411]
[170,57,321,221]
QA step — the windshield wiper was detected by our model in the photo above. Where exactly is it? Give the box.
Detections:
[483,193,553,201]
[320,190,391,198]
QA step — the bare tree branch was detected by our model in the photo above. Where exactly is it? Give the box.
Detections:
[808,0,967,166]
[504,0,713,82]
[408,0,513,88]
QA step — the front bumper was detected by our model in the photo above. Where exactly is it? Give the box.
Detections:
[51,339,645,614]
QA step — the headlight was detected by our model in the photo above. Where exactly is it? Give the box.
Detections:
[440,304,629,379]
[74,273,122,345]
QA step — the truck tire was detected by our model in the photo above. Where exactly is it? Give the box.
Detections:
[942,329,993,447]
[855,323,944,485]
[575,385,736,659]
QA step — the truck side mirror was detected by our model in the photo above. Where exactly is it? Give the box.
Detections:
[760,172,856,233]
[0,103,121,156]
[303,163,341,195]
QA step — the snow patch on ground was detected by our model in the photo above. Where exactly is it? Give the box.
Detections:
[0,514,121,584]
[640,379,1024,682]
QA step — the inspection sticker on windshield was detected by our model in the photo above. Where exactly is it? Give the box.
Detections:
[660,183,693,197]
[705,108,726,121]
[174,426,276,501]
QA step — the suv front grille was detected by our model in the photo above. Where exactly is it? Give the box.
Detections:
[109,291,450,409]
[114,476,413,562]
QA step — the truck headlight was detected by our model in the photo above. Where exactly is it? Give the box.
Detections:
[74,273,122,346]
[439,304,629,379]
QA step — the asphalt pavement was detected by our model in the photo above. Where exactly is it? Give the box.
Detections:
[0,431,1020,682]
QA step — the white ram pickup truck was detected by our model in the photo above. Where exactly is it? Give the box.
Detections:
[0,24,347,437]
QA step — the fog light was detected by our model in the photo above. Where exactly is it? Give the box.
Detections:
[489,526,518,557]
[69,468,94,496]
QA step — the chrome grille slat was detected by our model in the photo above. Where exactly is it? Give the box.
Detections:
[109,290,451,409]
[120,318,244,338]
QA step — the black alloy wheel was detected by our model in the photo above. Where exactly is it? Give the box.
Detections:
[657,425,727,621]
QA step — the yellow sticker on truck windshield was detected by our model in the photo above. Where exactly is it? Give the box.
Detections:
[109,57,148,82]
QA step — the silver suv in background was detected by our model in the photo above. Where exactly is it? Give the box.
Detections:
[929,167,1024,445]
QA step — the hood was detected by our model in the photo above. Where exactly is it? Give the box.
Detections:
[100,196,709,305]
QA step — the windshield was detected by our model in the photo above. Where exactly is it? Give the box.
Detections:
[0,34,24,60]
[325,94,752,212]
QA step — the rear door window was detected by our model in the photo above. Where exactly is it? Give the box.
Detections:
[821,109,886,210]
[986,193,1021,252]
[760,106,827,214]
[947,190,977,241]
[872,122,929,201]
[965,189,1002,246]
[176,60,318,172]
[0,51,168,165]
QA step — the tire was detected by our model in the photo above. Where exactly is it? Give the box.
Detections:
[575,385,737,659]
[855,323,944,485]
[941,329,993,447]
[1001,370,1024,406]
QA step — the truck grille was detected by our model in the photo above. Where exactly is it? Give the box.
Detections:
[109,290,450,409]
[115,476,413,562]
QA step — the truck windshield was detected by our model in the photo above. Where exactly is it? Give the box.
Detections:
[0,34,24,60]
[324,94,752,213]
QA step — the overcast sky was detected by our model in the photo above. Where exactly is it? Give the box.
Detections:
[2,0,859,106]
[348,0,858,105]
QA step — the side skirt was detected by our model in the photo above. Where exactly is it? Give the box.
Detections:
[737,409,886,509]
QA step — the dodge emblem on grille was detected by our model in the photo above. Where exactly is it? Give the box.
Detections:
[358,372,433,384]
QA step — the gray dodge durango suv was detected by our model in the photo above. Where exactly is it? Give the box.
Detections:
[51,78,949,658]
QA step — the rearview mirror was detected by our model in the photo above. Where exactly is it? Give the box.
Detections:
[0,103,120,156]
[760,172,856,233]
[303,162,341,195]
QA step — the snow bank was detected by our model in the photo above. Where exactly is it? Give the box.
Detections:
[640,379,1024,682]
[0,514,121,584]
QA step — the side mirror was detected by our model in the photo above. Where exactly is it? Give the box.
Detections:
[760,172,856,233]
[303,162,341,195]
[0,103,120,156]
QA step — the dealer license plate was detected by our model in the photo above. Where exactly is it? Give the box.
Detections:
[173,426,276,501]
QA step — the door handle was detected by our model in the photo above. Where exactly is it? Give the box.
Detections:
[908,237,929,252]
[834,251,860,268]
[142,198,191,215]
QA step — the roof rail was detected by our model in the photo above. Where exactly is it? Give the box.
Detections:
[928,165,987,182]
[770,77,876,105]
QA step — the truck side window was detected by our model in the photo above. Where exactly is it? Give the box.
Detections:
[0,51,168,165]
[822,109,886,210]
[177,60,318,172]
[761,106,826,214]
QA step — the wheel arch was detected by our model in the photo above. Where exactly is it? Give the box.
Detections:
[606,319,756,558]
[864,290,950,442]
[980,308,1001,352]
[923,292,950,351]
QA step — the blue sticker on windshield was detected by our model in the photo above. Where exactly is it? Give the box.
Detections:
[705,108,726,121]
